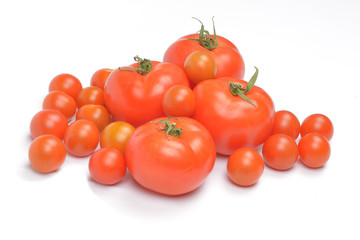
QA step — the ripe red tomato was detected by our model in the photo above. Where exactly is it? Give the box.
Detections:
[76,104,111,131]
[76,86,104,108]
[90,68,113,90]
[262,134,299,170]
[89,148,126,185]
[28,135,66,173]
[300,114,334,141]
[42,90,77,120]
[63,120,99,157]
[298,133,331,168]
[184,51,217,84]
[192,68,275,155]
[162,85,196,117]
[104,56,189,127]
[227,148,264,187]
[49,73,82,99]
[271,110,300,139]
[125,117,216,195]
[100,121,135,155]
[30,109,68,139]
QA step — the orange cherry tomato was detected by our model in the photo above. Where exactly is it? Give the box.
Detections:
[100,121,135,155]
[298,133,331,168]
[184,51,217,84]
[90,68,113,90]
[162,85,196,117]
[64,120,99,157]
[227,148,264,187]
[42,90,77,120]
[300,114,334,141]
[49,73,82,99]
[28,135,66,173]
[271,110,300,139]
[76,104,111,131]
[30,109,68,139]
[76,86,104,108]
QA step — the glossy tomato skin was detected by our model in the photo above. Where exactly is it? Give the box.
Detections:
[192,77,275,155]
[125,117,216,196]
[164,34,245,79]
[104,61,189,127]
[298,133,331,168]
[76,104,111,131]
[300,114,334,141]
[90,68,113,90]
[162,85,196,117]
[184,51,217,84]
[43,90,77,120]
[49,73,82,99]
[30,109,68,139]
[100,121,135,155]
[76,86,104,108]
[271,110,300,139]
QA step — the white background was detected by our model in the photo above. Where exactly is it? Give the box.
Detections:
[1,0,359,239]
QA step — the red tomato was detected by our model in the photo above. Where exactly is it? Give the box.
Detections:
[192,68,275,155]
[76,104,111,131]
[227,148,264,187]
[125,117,216,195]
[162,85,196,117]
[262,134,299,170]
[89,148,126,185]
[300,114,334,141]
[42,90,77,120]
[298,133,331,168]
[76,86,104,108]
[28,135,66,173]
[184,51,217,84]
[49,73,82,99]
[64,120,99,157]
[30,109,68,139]
[90,68,113,90]
[271,110,300,139]
[104,56,189,127]
[100,121,135,155]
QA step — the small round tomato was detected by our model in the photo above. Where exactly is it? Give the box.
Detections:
[262,134,299,170]
[28,135,66,173]
[89,148,126,185]
[76,104,111,131]
[76,86,104,108]
[184,51,217,84]
[49,73,82,99]
[271,110,300,139]
[300,114,334,141]
[64,120,99,157]
[100,121,135,155]
[42,90,77,120]
[90,68,113,90]
[30,109,68,139]
[162,85,196,117]
[298,133,331,168]
[227,148,264,187]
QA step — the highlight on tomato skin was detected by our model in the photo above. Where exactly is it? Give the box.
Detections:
[162,85,196,117]
[30,109,68,140]
[49,73,83,100]
[300,114,334,141]
[271,110,300,139]
[90,68,113,90]
[298,133,331,168]
[184,51,217,84]
[42,90,77,120]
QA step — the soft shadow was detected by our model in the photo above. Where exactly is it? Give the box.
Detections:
[296,160,327,175]
[222,171,261,193]
[18,162,58,181]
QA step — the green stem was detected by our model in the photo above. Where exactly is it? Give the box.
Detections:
[119,56,152,75]
[153,117,182,140]
[188,17,220,50]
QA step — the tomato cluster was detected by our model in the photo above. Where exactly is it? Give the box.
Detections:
[28,18,334,195]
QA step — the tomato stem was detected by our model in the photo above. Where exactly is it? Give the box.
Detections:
[188,17,220,50]
[119,56,152,75]
[153,117,182,140]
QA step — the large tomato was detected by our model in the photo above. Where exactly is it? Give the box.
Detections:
[192,68,275,155]
[104,56,190,127]
[125,117,216,196]
[163,18,245,79]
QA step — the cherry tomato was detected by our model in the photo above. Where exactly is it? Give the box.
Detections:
[300,114,334,141]
[90,68,113,90]
[298,133,331,168]
[42,90,77,120]
[227,148,264,187]
[49,73,82,99]
[89,148,126,185]
[162,85,196,117]
[30,109,68,139]
[76,86,104,108]
[184,51,217,84]
[271,110,300,139]
[76,104,111,131]
[64,120,99,157]
[100,121,135,155]
[28,135,66,173]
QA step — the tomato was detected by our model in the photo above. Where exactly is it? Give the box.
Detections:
[227,148,264,187]
[76,86,104,108]
[298,133,331,168]
[63,120,99,157]
[104,56,189,127]
[30,109,68,139]
[76,104,111,131]
[89,148,126,185]
[28,135,66,173]
[49,73,82,99]
[300,114,334,141]
[164,18,245,79]
[162,85,196,117]
[42,90,77,120]
[90,68,113,90]
[125,117,216,195]
[192,68,275,155]
[271,110,300,139]
[262,134,299,170]
[100,121,135,155]
[184,51,216,84]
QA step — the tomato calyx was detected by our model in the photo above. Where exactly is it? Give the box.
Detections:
[228,67,259,107]
[119,56,152,75]
[188,17,220,51]
[153,117,182,140]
